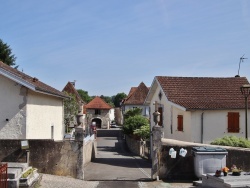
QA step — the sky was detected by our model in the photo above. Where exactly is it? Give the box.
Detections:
[1,0,250,96]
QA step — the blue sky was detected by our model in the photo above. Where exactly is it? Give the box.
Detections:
[1,0,250,96]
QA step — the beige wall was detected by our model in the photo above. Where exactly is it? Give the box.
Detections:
[26,90,64,141]
[191,110,246,144]
[148,80,248,144]
[0,75,27,139]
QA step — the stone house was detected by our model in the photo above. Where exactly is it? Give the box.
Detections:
[145,76,250,144]
[85,96,112,129]
[122,82,150,117]
[0,61,68,141]
[62,81,86,130]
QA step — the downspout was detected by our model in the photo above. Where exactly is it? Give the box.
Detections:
[201,112,204,143]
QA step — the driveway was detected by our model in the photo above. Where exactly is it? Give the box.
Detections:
[84,133,151,181]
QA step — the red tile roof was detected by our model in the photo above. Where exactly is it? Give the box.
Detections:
[0,61,68,99]
[85,96,112,109]
[124,82,149,105]
[62,82,86,104]
[156,76,249,110]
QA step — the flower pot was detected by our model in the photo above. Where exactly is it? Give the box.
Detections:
[223,172,228,176]
[232,171,241,176]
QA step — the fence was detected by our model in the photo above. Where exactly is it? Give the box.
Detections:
[0,163,7,188]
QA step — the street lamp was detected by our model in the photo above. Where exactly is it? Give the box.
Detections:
[240,84,250,139]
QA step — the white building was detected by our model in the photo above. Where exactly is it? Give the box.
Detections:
[0,61,68,141]
[122,82,150,117]
[145,76,250,144]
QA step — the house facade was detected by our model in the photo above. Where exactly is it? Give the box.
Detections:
[122,82,150,117]
[85,96,112,129]
[0,61,68,141]
[145,76,250,144]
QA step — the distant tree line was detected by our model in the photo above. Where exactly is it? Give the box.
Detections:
[77,89,127,107]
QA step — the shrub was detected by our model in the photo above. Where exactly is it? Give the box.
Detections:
[124,108,142,120]
[122,115,149,136]
[133,124,150,140]
[211,136,250,148]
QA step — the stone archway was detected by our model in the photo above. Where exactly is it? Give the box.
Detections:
[92,118,102,128]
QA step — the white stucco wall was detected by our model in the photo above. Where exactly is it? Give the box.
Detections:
[124,104,149,117]
[0,75,27,139]
[26,90,64,141]
[109,108,115,121]
[148,80,248,144]
[191,110,246,144]
[148,83,192,142]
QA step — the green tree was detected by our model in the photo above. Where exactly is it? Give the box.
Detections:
[113,92,127,107]
[100,95,114,107]
[0,39,17,67]
[64,92,79,133]
[124,108,142,120]
[77,89,93,103]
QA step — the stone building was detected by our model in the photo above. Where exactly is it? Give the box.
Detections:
[85,96,112,129]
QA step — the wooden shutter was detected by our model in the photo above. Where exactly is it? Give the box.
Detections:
[158,107,163,126]
[228,112,239,133]
[177,115,183,131]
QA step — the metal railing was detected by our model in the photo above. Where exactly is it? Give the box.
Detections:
[0,163,8,188]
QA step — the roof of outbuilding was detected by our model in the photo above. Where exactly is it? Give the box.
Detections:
[85,96,112,109]
[62,82,86,104]
[124,82,149,105]
[156,76,249,110]
[0,61,68,99]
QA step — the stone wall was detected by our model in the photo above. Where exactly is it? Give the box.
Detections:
[0,139,96,179]
[125,135,150,159]
[159,139,250,180]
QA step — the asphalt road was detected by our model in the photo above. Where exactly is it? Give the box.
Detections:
[84,135,152,181]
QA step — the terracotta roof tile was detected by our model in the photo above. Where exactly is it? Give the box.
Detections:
[0,61,68,98]
[62,82,86,104]
[124,82,149,105]
[85,96,112,109]
[156,76,249,110]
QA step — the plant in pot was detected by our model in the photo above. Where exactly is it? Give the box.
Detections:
[221,167,229,176]
[231,165,242,176]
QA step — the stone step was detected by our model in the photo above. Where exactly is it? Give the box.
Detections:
[224,181,250,188]
[7,168,22,179]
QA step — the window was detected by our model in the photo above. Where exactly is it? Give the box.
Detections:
[177,115,183,131]
[158,107,163,126]
[228,112,239,133]
[95,109,101,115]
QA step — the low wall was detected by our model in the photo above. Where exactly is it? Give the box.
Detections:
[0,139,96,179]
[159,139,250,180]
[125,135,150,159]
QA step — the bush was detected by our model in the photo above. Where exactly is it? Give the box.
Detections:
[122,115,149,136]
[133,124,150,140]
[124,108,142,120]
[211,136,250,148]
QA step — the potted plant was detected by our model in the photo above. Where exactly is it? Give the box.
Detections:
[231,165,242,176]
[221,167,229,176]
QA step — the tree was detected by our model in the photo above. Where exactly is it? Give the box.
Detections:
[122,115,149,136]
[124,108,142,120]
[113,92,127,107]
[64,92,79,133]
[77,89,93,103]
[0,39,17,67]
[100,95,114,107]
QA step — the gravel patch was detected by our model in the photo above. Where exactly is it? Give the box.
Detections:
[38,174,99,188]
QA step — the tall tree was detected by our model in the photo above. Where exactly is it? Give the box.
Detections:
[77,89,93,103]
[100,95,114,107]
[113,92,127,107]
[0,39,17,67]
